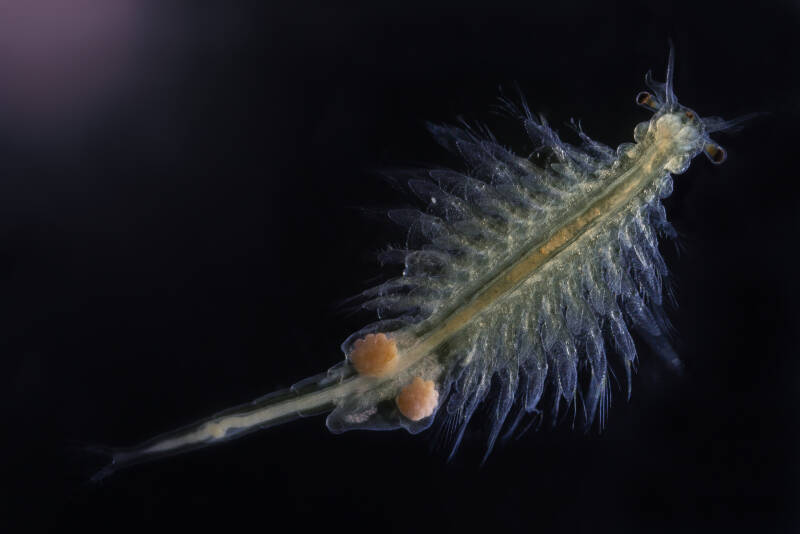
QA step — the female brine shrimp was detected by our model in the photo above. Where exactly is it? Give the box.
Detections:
[90,47,757,480]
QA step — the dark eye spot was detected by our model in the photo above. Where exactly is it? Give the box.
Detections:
[704,143,727,164]
[635,91,658,111]
[685,111,695,119]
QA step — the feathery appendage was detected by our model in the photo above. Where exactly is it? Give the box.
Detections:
[90,50,746,480]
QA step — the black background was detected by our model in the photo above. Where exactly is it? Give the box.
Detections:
[5,1,799,532]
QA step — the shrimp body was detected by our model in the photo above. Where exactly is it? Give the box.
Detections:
[92,49,748,480]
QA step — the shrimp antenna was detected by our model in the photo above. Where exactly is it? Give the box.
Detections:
[664,39,676,108]
[702,112,769,134]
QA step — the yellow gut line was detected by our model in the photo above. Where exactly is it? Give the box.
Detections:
[397,141,668,372]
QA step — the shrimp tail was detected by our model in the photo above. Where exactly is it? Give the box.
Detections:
[88,368,358,481]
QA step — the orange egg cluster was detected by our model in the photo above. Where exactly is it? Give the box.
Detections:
[395,377,439,421]
[348,333,398,377]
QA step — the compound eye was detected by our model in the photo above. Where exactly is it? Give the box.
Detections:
[635,91,659,111]
[704,142,727,164]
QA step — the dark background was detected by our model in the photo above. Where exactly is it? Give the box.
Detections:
[4,1,798,532]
